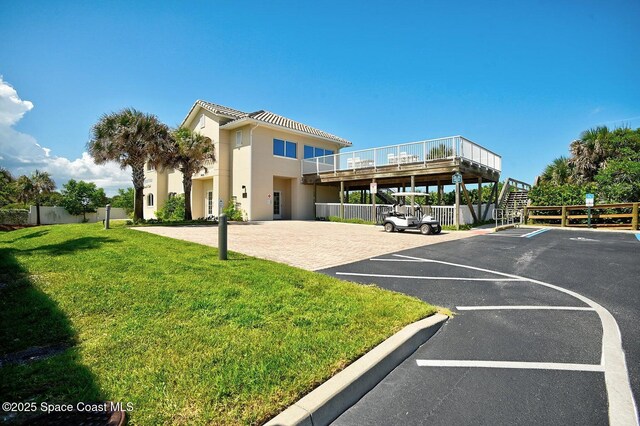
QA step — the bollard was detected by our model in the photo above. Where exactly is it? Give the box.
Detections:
[218,214,227,260]
[105,204,111,229]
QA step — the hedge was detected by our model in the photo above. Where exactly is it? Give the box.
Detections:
[0,209,29,225]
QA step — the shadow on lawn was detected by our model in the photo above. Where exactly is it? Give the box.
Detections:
[21,236,119,256]
[0,248,104,421]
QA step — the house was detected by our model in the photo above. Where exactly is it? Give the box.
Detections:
[144,100,351,220]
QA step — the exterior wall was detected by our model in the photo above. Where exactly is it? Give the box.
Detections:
[28,206,129,225]
[144,166,167,219]
[144,104,346,221]
[248,126,343,221]
[230,126,252,218]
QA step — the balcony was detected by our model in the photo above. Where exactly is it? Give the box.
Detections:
[301,136,501,176]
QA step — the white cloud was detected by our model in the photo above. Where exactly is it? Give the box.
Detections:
[0,76,131,195]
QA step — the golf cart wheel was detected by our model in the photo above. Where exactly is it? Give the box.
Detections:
[433,224,442,234]
[384,222,395,232]
[420,224,433,235]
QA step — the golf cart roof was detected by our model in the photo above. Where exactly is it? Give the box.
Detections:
[390,192,426,197]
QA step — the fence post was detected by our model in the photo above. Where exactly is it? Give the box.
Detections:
[339,181,345,219]
[632,203,639,230]
[561,206,567,227]
[522,206,527,225]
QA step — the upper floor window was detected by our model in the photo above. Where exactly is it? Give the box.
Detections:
[147,193,154,207]
[146,162,155,171]
[304,145,334,163]
[236,131,242,147]
[199,114,205,129]
[273,139,297,159]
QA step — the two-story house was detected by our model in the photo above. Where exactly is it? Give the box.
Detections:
[144,100,351,220]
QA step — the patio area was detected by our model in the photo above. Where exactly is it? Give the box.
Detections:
[134,221,485,271]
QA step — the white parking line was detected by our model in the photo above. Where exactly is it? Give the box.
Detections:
[456,305,594,311]
[416,359,604,372]
[521,228,550,238]
[335,272,523,281]
[391,253,638,426]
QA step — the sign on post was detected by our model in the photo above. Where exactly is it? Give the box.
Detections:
[585,193,594,207]
[452,173,462,184]
[370,182,377,194]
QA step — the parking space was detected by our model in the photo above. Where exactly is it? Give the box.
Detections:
[323,228,639,425]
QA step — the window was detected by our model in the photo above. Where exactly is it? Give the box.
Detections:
[285,141,296,158]
[304,145,314,159]
[147,193,154,207]
[236,131,242,147]
[273,139,285,156]
[207,191,213,215]
[303,145,335,163]
[146,162,155,171]
[273,139,297,159]
[199,114,205,129]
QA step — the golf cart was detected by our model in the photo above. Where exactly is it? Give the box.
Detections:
[381,192,442,235]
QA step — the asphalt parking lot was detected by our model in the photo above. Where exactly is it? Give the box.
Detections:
[321,227,639,425]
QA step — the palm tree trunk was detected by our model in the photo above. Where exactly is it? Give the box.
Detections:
[183,174,193,221]
[132,165,145,221]
[36,202,41,225]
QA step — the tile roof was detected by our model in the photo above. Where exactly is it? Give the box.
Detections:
[195,100,248,120]
[246,110,351,146]
[188,100,351,146]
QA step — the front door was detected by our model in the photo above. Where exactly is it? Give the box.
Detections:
[273,191,282,219]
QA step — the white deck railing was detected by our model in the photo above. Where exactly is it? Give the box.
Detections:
[315,203,457,226]
[302,136,501,175]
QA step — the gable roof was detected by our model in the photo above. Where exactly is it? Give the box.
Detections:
[184,100,352,146]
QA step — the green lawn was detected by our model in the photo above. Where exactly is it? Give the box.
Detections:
[0,223,435,425]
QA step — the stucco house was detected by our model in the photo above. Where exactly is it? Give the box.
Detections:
[144,100,351,220]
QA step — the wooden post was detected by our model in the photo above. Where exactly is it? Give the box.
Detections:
[339,181,344,219]
[477,177,482,223]
[632,203,638,230]
[313,181,317,219]
[561,206,567,227]
[523,206,528,225]
[437,181,443,205]
[461,180,478,224]
[410,175,415,215]
[482,182,497,222]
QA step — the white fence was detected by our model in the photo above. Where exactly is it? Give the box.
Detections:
[28,206,129,225]
[302,135,501,175]
[315,203,494,227]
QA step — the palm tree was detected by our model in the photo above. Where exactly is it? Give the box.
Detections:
[540,156,573,185]
[14,170,56,225]
[164,127,215,220]
[88,108,172,221]
[569,126,610,182]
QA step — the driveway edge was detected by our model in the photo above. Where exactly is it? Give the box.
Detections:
[264,313,448,426]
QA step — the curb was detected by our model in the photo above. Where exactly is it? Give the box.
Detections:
[265,313,448,426]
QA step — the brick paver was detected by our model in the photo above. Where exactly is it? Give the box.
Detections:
[135,221,485,271]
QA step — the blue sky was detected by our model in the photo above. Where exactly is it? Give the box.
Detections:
[1,0,639,194]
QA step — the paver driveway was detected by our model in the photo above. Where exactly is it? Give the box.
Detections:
[134,221,483,270]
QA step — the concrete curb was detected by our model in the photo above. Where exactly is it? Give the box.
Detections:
[493,224,518,232]
[265,313,448,426]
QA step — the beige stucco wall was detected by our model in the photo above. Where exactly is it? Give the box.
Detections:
[143,166,167,219]
[145,104,346,221]
[248,126,343,220]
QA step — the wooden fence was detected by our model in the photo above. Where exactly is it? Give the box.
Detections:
[525,203,639,230]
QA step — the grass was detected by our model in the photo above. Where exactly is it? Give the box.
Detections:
[326,216,375,225]
[0,223,434,425]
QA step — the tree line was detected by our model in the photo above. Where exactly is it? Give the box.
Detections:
[531,126,640,205]
[0,167,135,224]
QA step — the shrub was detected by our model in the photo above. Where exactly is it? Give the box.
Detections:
[223,201,244,221]
[0,209,29,225]
[157,195,186,221]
